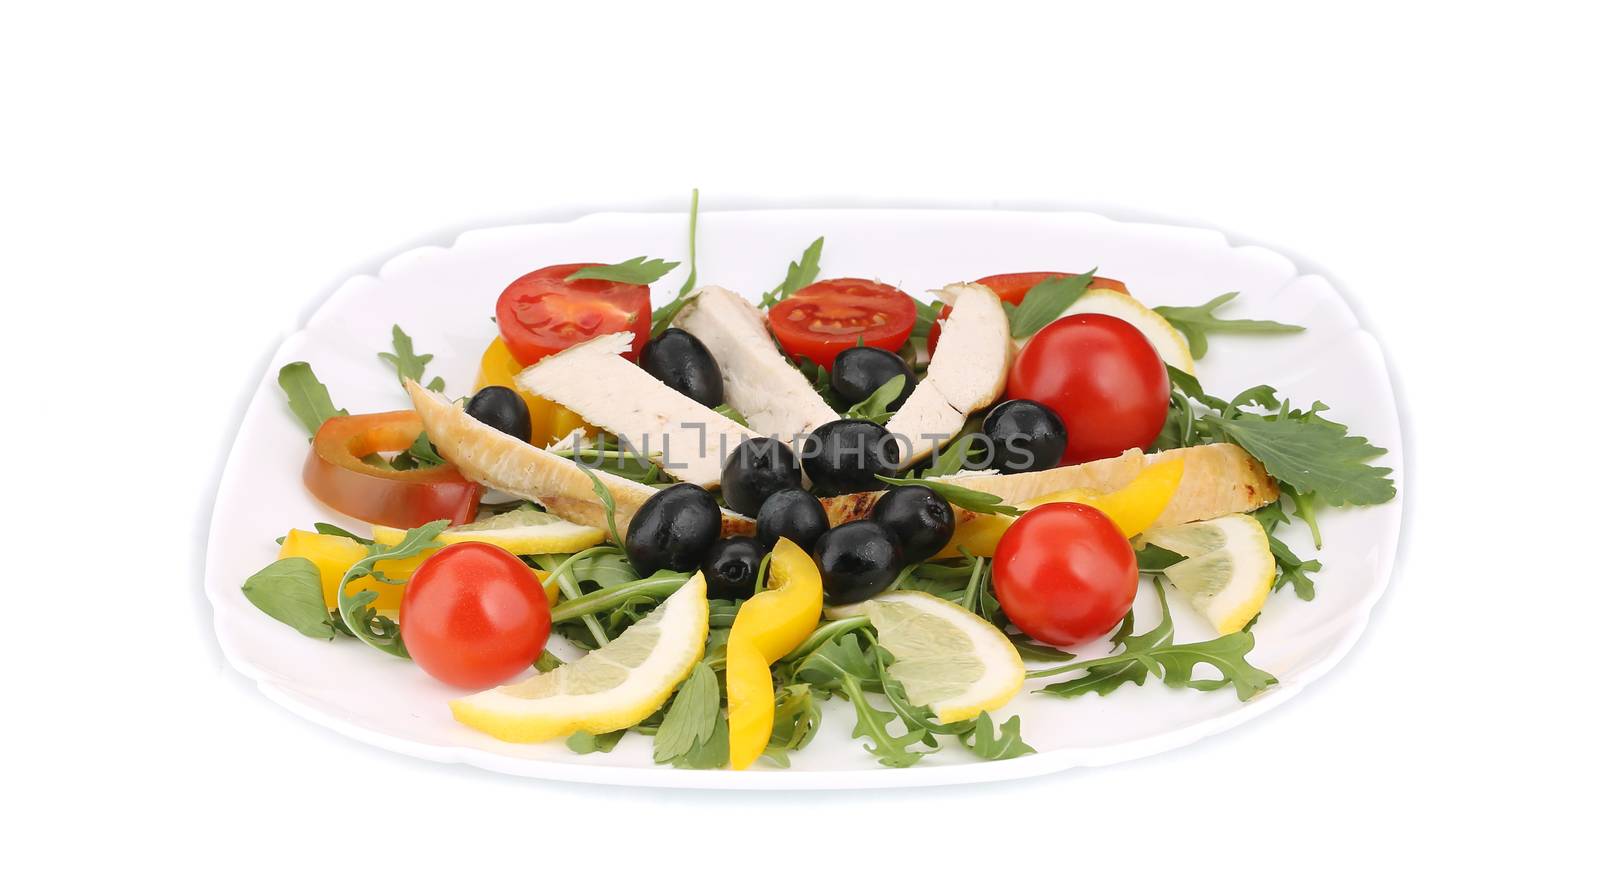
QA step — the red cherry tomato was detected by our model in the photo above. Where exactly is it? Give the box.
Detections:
[496,263,653,366]
[992,502,1137,647]
[400,542,551,688]
[768,278,916,370]
[1006,314,1170,464]
[926,271,1129,355]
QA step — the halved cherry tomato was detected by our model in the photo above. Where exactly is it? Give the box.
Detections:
[926,271,1129,355]
[1007,314,1170,464]
[768,278,916,370]
[495,263,653,366]
[400,542,551,688]
[992,502,1137,647]
[304,411,481,528]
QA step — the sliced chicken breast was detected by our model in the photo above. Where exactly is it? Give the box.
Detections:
[886,282,1011,464]
[819,443,1277,530]
[673,285,839,442]
[405,380,755,539]
[514,332,758,488]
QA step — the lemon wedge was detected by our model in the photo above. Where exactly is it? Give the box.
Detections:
[828,591,1023,723]
[373,505,605,555]
[1062,288,1196,375]
[1140,514,1274,634]
[450,573,709,743]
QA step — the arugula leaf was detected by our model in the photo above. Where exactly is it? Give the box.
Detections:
[574,464,622,544]
[388,431,446,471]
[765,683,823,761]
[277,361,347,438]
[567,729,626,754]
[1034,581,1277,702]
[312,522,373,545]
[378,325,444,393]
[1008,634,1076,663]
[1255,502,1322,601]
[877,475,1020,516]
[962,713,1036,760]
[1153,292,1304,359]
[240,557,336,639]
[566,256,680,286]
[334,520,450,657]
[760,237,824,307]
[1135,543,1185,574]
[926,432,983,477]
[653,662,720,765]
[1200,410,1394,507]
[676,188,699,300]
[712,403,749,426]
[1008,270,1097,338]
[844,374,905,424]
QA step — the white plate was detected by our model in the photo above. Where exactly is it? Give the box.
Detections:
[203,209,1403,789]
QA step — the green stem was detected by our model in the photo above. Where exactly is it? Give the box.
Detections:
[782,616,872,663]
[550,574,690,624]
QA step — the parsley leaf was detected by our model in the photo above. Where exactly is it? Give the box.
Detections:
[877,475,1021,516]
[760,237,824,307]
[277,361,347,438]
[377,325,444,393]
[1033,580,1277,701]
[1153,292,1304,359]
[566,256,680,286]
[1008,269,1097,338]
[844,374,905,424]
[653,662,720,765]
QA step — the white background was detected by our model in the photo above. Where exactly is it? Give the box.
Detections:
[4,2,1595,888]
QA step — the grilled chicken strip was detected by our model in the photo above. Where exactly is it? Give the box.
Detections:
[672,285,839,442]
[514,332,759,489]
[820,443,1277,530]
[405,379,755,539]
[886,282,1011,464]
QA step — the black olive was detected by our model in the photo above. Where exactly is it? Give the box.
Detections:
[755,488,830,553]
[639,329,724,408]
[980,399,1067,473]
[702,536,768,599]
[832,346,914,411]
[811,520,904,605]
[466,386,532,442]
[801,419,901,496]
[625,483,721,576]
[871,484,955,563]
[720,438,801,516]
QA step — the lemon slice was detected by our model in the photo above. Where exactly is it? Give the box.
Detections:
[828,591,1023,723]
[372,505,605,555]
[1061,288,1196,375]
[450,573,709,742]
[1141,514,1274,634]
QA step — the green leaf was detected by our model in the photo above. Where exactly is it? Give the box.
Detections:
[877,476,1020,517]
[760,237,824,307]
[334,520,450,658]
[377,325,444,393]
[1256,502,1322,600]
[653,662,720,765]
[1153,292,1305,360]
[574,464,622,544]
[1034,581,1276,702]
[926,432,982,477]
[672,711,730,769]
[712,403,749,426]
[1007,635,1076,663]
[1200,410,1395,507]
[277,361,347,438]
[566,256,680,286]
[1008,270,1097,339]
[240,557,336,640]
[567,729,626,754]
[844,374,905,423]
[963,713,1036,760]
[1136,543,1185,574]
[312,523,372,545]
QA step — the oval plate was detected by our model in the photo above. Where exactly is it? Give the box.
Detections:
[203,209,1403,789]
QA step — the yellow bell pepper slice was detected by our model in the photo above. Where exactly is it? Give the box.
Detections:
[277,529,422,611]
[475,336,588,447]
[725,637,775,771]
[725,539,824,769]
[931,459,1186,559]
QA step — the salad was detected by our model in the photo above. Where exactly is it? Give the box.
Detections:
[242,194,1395,770]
